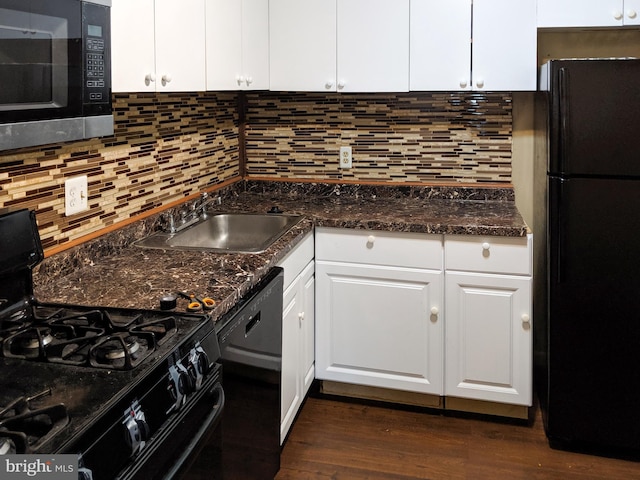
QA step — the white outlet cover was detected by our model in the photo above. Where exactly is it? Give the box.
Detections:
[65,175,88,216]
[340,146,352,169]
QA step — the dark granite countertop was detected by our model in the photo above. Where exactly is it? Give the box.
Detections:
[33,181,529,322]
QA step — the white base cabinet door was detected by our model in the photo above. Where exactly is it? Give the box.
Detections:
[279,234,315,444]
[315,262,443,395]
[445,272,532,406]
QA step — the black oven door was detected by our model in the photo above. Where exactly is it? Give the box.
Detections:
[0,0,83,123]
[118,376,225,480]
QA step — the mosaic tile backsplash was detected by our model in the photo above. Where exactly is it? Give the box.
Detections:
[244,92,513,184]
[0,92,240,252]
[0,91,513,253]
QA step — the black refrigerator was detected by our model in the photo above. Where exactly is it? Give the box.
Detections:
[536,58,640,457]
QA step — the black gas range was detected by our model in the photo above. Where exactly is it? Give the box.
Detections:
[0,210,223,480]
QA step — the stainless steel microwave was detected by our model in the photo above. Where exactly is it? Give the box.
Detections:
[0,0,113,151]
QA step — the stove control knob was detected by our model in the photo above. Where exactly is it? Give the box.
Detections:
[188,344,211,391]
[176,360,195,395]
[167,364,187,412]
[123,401,148,457]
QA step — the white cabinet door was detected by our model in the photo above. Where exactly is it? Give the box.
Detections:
[445,272,532,406]
[472,0,536,91]
[626,0,640,25]
[280,271,302,443]
[112,0,206,92]
[111,0,156,92]
[278,233,315,444]
[206,0,269,90]
[537,0,627,28]
[337,0,410,92]
[410,0,471,91]
[155,0,206,92]
[300,262,316,394]
[316,262,443,395]
[269,0,337,92]
[409,0,536,91]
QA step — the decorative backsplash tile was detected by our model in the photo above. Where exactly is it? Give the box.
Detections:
[0,92,240,252]
[244,92,513,184]
[0,90,513,254]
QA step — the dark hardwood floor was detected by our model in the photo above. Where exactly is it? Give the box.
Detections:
[277,395,639,479]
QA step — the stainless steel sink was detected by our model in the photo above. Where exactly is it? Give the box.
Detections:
[134,213,303,253]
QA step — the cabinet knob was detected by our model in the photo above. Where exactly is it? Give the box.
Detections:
[459,79,468,89]
[367,235,375,246]
[298,312,305,321]
[628,9,638,19]
[145,73,156,84]
[430,307,439,316]
[325,80,334,89]
[614,10,623,20]
[161,74,172,85]
[476,79,485,89]
[338,80,346,90]
[246,76,253,86]
[482,242,491,251]
[521,313,531,325]
[236,75,244,86]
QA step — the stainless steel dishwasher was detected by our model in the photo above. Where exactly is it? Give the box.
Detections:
[216,267,284,479]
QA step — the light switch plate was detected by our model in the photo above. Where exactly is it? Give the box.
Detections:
[65,175,88,216]
[340,146,352,169]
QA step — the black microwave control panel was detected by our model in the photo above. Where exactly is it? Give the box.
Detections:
[82,2,111,110]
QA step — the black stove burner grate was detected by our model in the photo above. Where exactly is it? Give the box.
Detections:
[0,390,69,454]
[0,304,179,371]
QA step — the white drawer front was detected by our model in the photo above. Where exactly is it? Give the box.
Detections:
[316,228,443,270]
[277,232,314,290]
[445,234,531,275]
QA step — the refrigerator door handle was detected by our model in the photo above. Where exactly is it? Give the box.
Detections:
[552,178,568,285]
[558,67,569,170]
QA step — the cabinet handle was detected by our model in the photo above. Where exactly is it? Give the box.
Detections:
[475,79,485,89]
[628,10,638,19]
[614,10,623,20]
[430,307,439,316]
[145,73,156,84]
[161,74,172,85]
[521,313,531,325]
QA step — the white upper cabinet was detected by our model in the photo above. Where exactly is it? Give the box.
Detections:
[337,0,410,92]
[111,0,206,92]
[269,0,337,92]
[269,0,409,92]
[410,0,471,91]
[410,0,536,91]
[472,0,537,91]
[206,0,270,90]
[537,0,640,28]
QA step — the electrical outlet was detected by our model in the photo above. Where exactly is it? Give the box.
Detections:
[340,146,352,169]
[65,175,88,216]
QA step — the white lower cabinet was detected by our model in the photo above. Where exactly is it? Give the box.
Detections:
[445,272,532,405]
[315,228,533,410]
[315,228,444,395]
[444,234,533,406]
[278,233,315,444]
